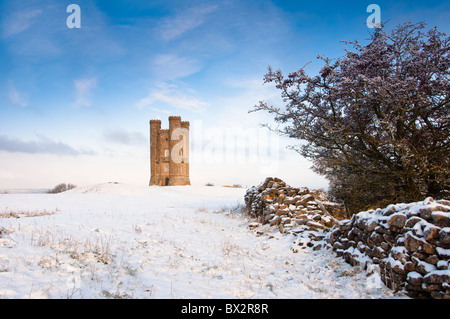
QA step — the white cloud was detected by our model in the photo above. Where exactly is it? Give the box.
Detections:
[74,78,97,107]
[0,2,62,59]
[0,170,14,180]
[159,4,218,41]
[136,82,208,114]
[103,129,147,146]
[1,8,42,38]
[0,134,95,156]
[211,76,283,128]
[7,82,27,107]
[152,53,201,81]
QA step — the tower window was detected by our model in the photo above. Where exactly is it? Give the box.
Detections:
[164,165,169,172]
[164,149,169,157]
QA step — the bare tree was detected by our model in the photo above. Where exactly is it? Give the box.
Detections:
[251,22,450,214]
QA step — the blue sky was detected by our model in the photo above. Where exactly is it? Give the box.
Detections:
[1,0,449,189]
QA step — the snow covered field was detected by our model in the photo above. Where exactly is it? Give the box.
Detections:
[0,183,404,299]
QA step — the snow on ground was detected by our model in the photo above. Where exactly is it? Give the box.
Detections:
[0,183,405,299]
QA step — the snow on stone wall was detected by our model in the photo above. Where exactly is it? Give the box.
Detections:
[328,197,450,299]
[245,178,450,299]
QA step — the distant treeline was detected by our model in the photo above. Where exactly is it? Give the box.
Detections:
[47,183,77,194]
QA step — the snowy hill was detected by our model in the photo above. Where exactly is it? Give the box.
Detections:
[0,183,402,299]
[67,182,246,199]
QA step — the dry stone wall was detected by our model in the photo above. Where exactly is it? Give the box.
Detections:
[245,177,450,299]
[328,197,450,299]
[244,177,344,234]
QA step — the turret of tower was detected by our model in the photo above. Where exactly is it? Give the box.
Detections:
[149,120,161,186]
[168,117,190,186]
[181,121,189,128]
[159,130,170,186]
[168,116,181,181]
[180,121,190,183]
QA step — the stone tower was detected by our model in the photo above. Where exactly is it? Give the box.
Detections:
[149,116,190,186]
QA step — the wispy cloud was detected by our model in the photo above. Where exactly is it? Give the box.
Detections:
[136,82,208,114]
[103,129,147,146]
[0,170,14,180]
[0,135,95,156]
[151,53,201,81]
[0,2,63,59]
[159,4,218,41]
[74,78,97,107]
[2,0,125,60]
[7,82,27,107]
[1,8,42,38]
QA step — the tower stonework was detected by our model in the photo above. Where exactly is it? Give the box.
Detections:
[149,116,191,186]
